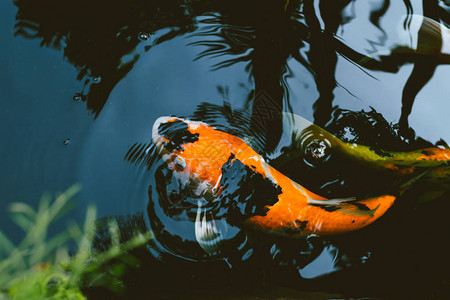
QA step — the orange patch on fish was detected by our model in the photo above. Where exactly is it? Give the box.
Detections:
[417,148,450,161]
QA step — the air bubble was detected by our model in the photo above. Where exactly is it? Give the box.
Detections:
[311,141,326,159]
[138,32,150,41]
[73,93,82,101]
[63,138,70,145]
[302,139,332,167]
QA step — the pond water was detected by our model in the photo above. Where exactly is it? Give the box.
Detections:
[1,0,450,298]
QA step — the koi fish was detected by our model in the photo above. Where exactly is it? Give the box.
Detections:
[278,113,450,168]
[152,116,396,237]
[275,113,450,195]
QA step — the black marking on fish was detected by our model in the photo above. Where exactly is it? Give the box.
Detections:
[311,200,378,217]
[310,204,341,212]
[158,119,199,151]
[370,147,393,158]
[279,220,308,235]
[350,202,371,211]
[421,149,433,156]
[214,155,281,225]
[292,220,308,231]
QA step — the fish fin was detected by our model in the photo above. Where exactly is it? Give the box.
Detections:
[337,203,380,217]
[399,169,431,191]
[194,200,227,255]
[307,197,357,206]
[309,198,381,217]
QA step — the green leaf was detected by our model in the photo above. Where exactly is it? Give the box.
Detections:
[0,231,16,257]
[108,219,120,247]
[9,213,33,233]
[8,203,36,220]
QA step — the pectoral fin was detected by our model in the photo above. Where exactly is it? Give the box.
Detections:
[194,200,227,255]
[307,197,357,206]
[309,197,382,217]
[337,203,380,217]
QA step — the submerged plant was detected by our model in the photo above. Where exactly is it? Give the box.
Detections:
[0,185,153,300]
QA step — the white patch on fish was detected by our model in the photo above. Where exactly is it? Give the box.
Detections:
[212,173,222,195]
[187,120,214,131]
[194,200,227,255]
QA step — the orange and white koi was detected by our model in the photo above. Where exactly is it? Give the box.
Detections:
[152,116,396,237]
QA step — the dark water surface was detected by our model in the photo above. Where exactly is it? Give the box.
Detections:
[2,0,450,298]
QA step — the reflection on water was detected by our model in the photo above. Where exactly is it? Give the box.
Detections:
[2,0,450,298]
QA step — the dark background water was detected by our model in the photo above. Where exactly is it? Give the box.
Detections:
[2,0,450,298]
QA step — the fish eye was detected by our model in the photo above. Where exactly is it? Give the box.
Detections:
[174,156,186,169]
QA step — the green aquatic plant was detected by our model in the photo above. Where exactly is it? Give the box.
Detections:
[0,185,153,299]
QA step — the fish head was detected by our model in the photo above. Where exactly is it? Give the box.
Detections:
[152,116,238,190]
[152,116,239,255]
